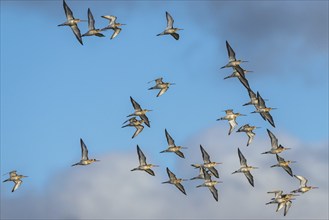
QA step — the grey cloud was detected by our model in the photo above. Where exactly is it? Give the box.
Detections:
[1,126,328,219]
[189,1,328,52]
[185,1,328,86]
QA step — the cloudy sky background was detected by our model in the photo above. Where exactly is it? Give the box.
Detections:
[1,0,328,219]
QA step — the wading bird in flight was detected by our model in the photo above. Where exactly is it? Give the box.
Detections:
[131,145,158,176]
[82,8,105,37]
[3,170,28,192]
[157,11,183,40]
[232,148,258,187]
[72,138,100,166]
[101,15,125,39]
[162,167,187,195]
[58,0,85,45]
[160,129,187,158]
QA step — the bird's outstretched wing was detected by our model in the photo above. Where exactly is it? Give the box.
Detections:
[80,138,89,160]
[226,40,236,61]
[87,8,95,30]
[166,11,174,29]
[238,148,247,166]
[137,145,147,166]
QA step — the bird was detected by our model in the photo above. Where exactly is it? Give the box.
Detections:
[162,167,187,195]
[236,124,260,146]
[2,170,27,192]
[223,65,251,90]
[196,167,221,202]
[157,11,183,40]
[101,15,125,39]
[232,148,258,187]
[221,40,248,69]
[122,117,145,139]
[224,68,253,80]
[148,77,175,97]
[243,89,260,106]
[266,190,284,201]
[251,92,276,127]
[217,109,246,135]
[72,138,100,166]
[190,166,213,180]
[191,145,222,178]
[82,8,105,37]
[262,129,291,154]
[270,154,295,177]
[266,191,299,204]
[58,0,85,45]
[127,96,151,127]
[291,175,318,194]
[266,191,298,216]
[160,129,187,158]
[131,145,158,176]
[267,198,294,217]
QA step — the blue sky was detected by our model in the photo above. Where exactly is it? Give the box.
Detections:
[1,1,328,219]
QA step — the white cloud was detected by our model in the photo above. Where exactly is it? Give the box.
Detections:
[1,126,328,219]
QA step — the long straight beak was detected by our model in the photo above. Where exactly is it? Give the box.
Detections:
[170,83,176,85]
[224,76,233,80]
[312,187,319,189]
[80,20,87,22]
[122,119,130,124]
[147,80,155,84]
[153,165,159,167]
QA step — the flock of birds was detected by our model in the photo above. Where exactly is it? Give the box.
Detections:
[2,0,319,218]
[57,0,182,45]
